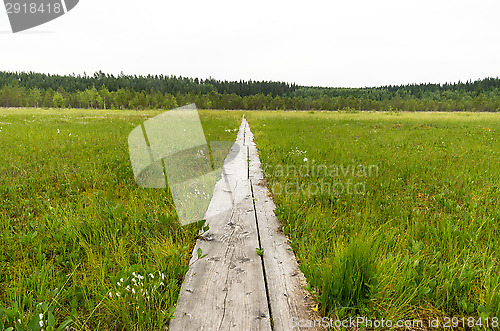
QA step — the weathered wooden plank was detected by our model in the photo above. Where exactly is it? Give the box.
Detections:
[244,120,317,330]
[171,117,320,331]
[170,119,271,331]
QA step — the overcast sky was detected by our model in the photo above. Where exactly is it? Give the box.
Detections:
[1,0,500,88]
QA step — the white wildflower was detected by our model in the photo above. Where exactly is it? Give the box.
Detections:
[116,292,120,297]
[39,313,44,320]
[39,320,44,327]
[303,157,308,162]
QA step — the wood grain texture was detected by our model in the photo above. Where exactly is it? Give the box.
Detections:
[170,118,271,331]
[170,117,317,330]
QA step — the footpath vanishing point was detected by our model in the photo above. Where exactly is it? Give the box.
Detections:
[169,117,317,330]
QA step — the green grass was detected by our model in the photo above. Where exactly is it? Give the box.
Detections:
[2,108,499,330]
[0,108,242,330]
[245,111,500,326]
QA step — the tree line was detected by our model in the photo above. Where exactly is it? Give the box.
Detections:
[0,71,499,112]
[0,71,298,97]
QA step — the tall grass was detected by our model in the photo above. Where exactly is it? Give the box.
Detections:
[0,109,242,330]
[246,111,500,325]
[309,235,376,318]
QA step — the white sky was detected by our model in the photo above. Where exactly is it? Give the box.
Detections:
[1,0,500,88]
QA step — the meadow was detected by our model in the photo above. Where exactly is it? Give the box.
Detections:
[245,111,500,328]
[0,108,242,330]
[1,108,499,330]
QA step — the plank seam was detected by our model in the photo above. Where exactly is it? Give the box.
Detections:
[245,120,274,329]
[217,244,234,331]
[245,118,321,330]
[250,178,274,331]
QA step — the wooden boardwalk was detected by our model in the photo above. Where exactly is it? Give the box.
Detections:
[170,118,314,330]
